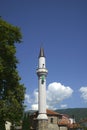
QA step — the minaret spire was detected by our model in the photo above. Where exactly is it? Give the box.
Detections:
[39,47,45,57]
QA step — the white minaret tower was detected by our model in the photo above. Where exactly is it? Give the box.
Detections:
[36,48,48,120]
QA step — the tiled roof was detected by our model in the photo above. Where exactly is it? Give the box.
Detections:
[46,109,61,116]
[68,123,79,128]
[32,109,61,116]
[58,117,70,126]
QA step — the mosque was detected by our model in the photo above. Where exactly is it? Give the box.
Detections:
[4,48,80,130]
[28,48,75,130]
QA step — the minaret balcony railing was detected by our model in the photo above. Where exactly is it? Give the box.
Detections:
[36,68,48,76]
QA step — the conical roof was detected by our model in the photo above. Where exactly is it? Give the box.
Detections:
[39,47,45,57]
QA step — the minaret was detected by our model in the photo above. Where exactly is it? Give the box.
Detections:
[36,48,48,130]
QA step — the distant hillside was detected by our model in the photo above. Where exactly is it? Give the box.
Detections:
[56,108,87,122]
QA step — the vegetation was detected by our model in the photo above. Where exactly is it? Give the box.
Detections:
[22,113,30,130]
[0,18,25,129]
[56,108,87,122]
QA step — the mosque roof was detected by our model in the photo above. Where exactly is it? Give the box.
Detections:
[46,109,61,116]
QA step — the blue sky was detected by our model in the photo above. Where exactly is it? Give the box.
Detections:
[0,0,87,110]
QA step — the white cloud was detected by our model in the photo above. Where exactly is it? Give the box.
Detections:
[47,82,73,109]
[60,104,68,109]
[79,87,87,102]
[31,89,38,110]
[33,89,38,103]
[25,94,31,103]
[31,104,38,110]
[25,90,38,110]
[25,82,73,110]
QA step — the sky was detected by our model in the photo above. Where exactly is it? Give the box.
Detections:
[0,0,87,110]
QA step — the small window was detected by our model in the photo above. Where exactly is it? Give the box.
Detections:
[42,64,44,68]
[50,118,53,123]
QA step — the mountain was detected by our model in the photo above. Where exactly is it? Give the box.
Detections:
[55,108,87,122]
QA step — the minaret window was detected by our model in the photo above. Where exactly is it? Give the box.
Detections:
[42,64,44,68]
[41,75,45,84]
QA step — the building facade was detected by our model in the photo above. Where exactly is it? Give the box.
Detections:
[29,109,70,130]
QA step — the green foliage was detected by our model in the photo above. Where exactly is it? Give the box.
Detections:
[84,127,87,130]
[22,113,30,130]
[0,18,22,44]
[0,18,25,129]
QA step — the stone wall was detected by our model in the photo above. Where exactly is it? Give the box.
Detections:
[48,116,68,130]
[48,124,59,130]
[37,120,48,130]
[59,126,68,130]
[48,116,59,124]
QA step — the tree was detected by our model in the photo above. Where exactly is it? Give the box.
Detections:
[22,113,30,130]
[0,18,25,129]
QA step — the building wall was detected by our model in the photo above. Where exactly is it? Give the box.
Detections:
[37,120,48,130]
[48,124,59,130]
[48,116,68,130]
[48,116,59,124]
[80,122,87,127]
[59,126,68,130]
[29,113,68,130]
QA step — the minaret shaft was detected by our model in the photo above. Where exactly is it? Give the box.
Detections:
[38,77,46,113]
[39,57,46,68]
[36,48,48,120]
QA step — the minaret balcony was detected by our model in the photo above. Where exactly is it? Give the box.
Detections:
[36,68,48,76]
